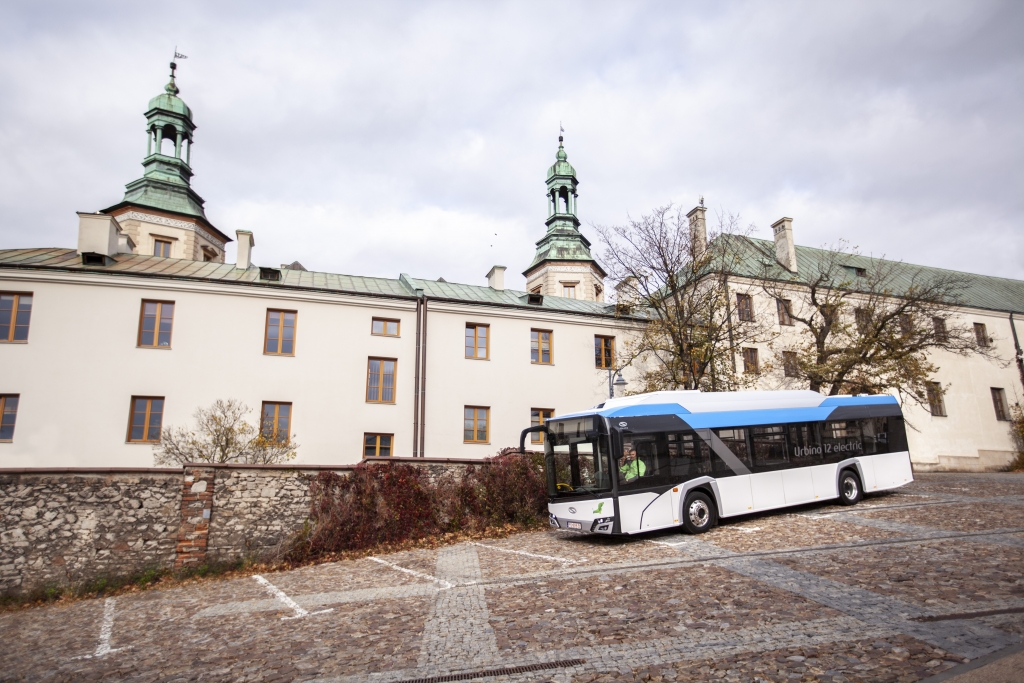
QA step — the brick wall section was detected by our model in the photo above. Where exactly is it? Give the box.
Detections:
[0,457,484,595]
[174,467,216,569]
[0,470,181,595]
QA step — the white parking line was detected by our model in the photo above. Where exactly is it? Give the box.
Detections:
[252,575,334,620]
[368,557,454,589]
[73,598,131,659]
[468,541,584,565]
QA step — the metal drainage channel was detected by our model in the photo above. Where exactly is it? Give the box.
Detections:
[392,659,586,683]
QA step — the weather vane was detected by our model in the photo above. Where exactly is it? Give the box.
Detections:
[173,46,188,63]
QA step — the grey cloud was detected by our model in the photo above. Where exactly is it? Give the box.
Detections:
[0,0,1021,287]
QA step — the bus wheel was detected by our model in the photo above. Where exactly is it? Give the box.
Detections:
[683,492,716,534]
[838,470,862,505]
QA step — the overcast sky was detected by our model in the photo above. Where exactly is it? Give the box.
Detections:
[1,1,1021,289]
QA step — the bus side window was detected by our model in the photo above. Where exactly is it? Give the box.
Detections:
[888,417,908,452]
[751,425,788,470]
[787,423,822,465]
[861,417,888,455]
[714,428,752,472]
[667,432,712,479]
[821,420,863,462]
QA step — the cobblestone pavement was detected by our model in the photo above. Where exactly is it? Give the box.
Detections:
[2,473,1022,682]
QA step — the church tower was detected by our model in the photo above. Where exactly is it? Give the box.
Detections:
[523,136,607,301]
[101,62,231,262]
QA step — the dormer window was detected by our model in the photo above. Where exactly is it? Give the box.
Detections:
[844,265,867,278]
[259,267,281,281]
[528,293,544,306]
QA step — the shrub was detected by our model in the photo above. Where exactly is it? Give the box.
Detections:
[289,453,547,559]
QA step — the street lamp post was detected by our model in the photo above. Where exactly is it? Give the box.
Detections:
[608,368,628,399]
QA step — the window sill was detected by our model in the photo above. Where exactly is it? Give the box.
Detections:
[465,356,490,361]
[464,442,491,445]
[366,402,397,405]
[0,340,28,344]
[125,440,161,445]
[137,346,173,350]
[264,353,296,357]
[371,335,401,339]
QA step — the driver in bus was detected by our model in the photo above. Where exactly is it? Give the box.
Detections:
[619,441,646,482]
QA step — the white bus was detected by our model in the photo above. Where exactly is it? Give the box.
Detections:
[520,390,914,535]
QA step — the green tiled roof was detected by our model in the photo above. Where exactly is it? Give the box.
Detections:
[0,249,627,318]
[726,236,1024,315]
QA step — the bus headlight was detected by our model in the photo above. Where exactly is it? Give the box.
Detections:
[549,513,559,528]
[591,517,615,533]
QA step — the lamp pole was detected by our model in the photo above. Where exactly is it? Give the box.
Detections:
[608,368,627,398]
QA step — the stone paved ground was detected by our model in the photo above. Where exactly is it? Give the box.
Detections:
[2,473,1022,683]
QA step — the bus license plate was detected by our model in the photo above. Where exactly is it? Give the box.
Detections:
[567,521,582,530]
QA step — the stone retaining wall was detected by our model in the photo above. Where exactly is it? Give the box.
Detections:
[0,457,482,595]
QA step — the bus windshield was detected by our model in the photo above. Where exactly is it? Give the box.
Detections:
[544,418,613,499]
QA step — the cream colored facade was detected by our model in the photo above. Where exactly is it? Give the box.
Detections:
[0,252,637,468]
[110,209,227,263]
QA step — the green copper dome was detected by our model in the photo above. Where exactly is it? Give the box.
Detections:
[547,138,576,179]
[147,66,192,119]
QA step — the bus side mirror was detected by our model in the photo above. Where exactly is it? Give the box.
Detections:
[519,426,549,454]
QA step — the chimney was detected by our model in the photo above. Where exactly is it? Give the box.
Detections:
[76,213,121,257]
[771,217,797,272]
[686,202,707,259]
[235,230,254,270]
[117,232,136,254]
[486,265,506,290]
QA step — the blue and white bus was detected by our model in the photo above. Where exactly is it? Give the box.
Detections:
[520,390,914,535]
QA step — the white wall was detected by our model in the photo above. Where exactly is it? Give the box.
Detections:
[0,270,636,467]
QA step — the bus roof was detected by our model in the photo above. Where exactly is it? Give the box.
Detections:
[553,390,901,430]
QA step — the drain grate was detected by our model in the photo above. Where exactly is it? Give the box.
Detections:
[914,606,1024,622]
[392,658,586,683]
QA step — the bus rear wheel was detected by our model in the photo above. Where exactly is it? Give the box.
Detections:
[838,470,863,506]
[682,491,716,534]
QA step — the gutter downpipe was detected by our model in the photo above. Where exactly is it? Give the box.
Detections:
[419,296,429,457]
[1011,313,1024,396]
[413,292,423,456]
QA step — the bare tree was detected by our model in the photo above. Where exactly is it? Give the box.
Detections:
[597,204,770,392]
[153,399,298,466]
[759,242,1002,407]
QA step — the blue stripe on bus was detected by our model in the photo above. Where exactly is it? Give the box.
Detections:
[603,403,691,418]
[819,395,898,406]
[679,407,837,429]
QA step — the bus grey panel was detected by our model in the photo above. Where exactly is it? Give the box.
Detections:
[827,404,903,421]
[612,414,690,434]
[696,429,752,476]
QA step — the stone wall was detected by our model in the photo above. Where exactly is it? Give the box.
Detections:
[0,470,181,596]
[0,457,485,595]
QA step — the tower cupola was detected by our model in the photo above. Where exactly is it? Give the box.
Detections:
[100,62,230,262]
[523,135,607,301]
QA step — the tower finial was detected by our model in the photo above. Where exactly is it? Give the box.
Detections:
[165,61,179,96]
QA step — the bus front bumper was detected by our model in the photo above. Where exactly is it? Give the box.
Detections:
[550,513,616,534]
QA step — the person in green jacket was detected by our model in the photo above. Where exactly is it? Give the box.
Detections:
[619,443,646,482]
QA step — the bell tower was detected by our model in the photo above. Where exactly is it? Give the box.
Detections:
[523,136,607,301]
[102,62,231,262]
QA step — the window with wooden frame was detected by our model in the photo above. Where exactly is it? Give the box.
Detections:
[465,323,489,359]
[899,314,914,336]
[531,329,552,364]
[932,317,947,342]
[0,293,32,342]
[261,402,292,442]
[531,408,553,444]
[991,388,1010,421]
[782,351,800,378]
[855,308,872,335]
[363,433,393,457]
[742,347,759,374]
[464,406,489,443]
[736,294,754,322]
[530,285,542,294]
[366,358,397,403]
[595,335,615,369]
[776,299,793,326]
[561,283,577,299]
[0,395,19,442]
[127,396,164,443]
[926,382,946,417]
[372,318,400,337]
[154,239,172,258]
[264,309,297,355]
[137,300,175,348]
[974,323,989,347]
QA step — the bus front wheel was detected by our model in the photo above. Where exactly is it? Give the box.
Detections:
[682,492,716,534]
[838,470,863,506]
